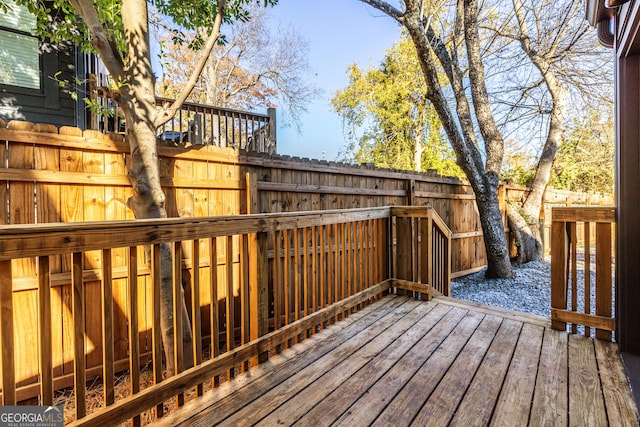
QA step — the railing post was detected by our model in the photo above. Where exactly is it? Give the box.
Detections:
[551,218,568,331]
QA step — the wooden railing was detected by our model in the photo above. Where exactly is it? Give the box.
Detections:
[550,207,616,340]
[391,206,452,298]
[88,84,276,154]
[0,206,450,424]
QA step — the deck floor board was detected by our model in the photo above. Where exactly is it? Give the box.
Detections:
[159,296,639,427]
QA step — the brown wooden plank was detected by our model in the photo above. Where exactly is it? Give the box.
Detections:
[208,238,220,388]
[407,315,503,426]
[191,240,203,393]
[552,207,615,223]
[300,303,460,426]
[228,300,433,426]
[173,242,185,405]
[594,340,639,426]
[568,334,607,427]
[225,235,234,360]
[570,222,578,334]
[490,323,544,426]
[363,310,486,427]
[551,220,568,331]
[283,229,291,328]
[101,249,115,407]
[448,319,522,427]
[595,222,613,340]
[584,222,591,337]
[0,260,16,405]
[530,328,568,426]
[152,290,402,426]
[127,246,141,426]
[38,256,53,405]
[273,230,281,331]
[72,252,86,419]
[152,244,164,417]
[551,308,615,331]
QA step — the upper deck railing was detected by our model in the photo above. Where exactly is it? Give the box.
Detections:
[0,205,450,424]
[87,79,276,154]
[550,207,616,340]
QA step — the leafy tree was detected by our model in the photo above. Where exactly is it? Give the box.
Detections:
[332,36,462,176]
[358,0,611,275]
[550,110,614,194]
[10,0,278,372]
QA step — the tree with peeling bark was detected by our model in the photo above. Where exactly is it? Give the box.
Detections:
[358,0,514,278]
[357,0,610,274]
[15,0,277,373]
[484,0,611,263]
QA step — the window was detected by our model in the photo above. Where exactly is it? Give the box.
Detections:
[0,0,40,90]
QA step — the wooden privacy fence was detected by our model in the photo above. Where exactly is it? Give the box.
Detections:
[0,206,451,424]
[0,121,612,283]
[550,207,616,340]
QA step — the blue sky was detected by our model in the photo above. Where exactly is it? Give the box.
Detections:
[267,0,402,161]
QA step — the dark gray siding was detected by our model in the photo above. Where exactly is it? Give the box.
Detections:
[0,40,81,128]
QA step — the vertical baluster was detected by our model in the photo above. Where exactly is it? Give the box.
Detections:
[209,238,220,387]
[128,247,140,426]
[570,222,578,334]
[173,243,184,405]
[0,260,14,406]
[584,223,591,337]
[100,250,114,408]
[151,244,163,417]
[192,240,203,395]
[38,256,53,405]
[225,236,235,378]
[72,252,86,418]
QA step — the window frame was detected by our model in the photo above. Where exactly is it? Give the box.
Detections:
[0,2,43,93]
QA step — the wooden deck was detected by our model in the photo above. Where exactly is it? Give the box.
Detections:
[157,295,639,427]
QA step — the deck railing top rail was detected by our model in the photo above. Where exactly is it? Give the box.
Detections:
[0,207,391,261]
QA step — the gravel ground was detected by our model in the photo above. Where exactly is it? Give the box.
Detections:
[451,261,553,317]
[450,255,614,322]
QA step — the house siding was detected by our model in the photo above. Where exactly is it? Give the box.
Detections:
[0,40,81,128]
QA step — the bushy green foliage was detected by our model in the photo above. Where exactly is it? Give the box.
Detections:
[550,111,614,193]
[332,35,463,177]
[501,109,614,194]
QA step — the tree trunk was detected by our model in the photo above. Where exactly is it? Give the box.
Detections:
[121,0,193,374]
[474,184,514,278]
[506,205,543,264]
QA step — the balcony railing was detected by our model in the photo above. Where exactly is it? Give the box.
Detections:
[87,80,276,154]
[550,207,616,340]
[0,205,450,424]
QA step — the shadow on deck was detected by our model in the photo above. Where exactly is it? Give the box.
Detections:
[157,295,639,427]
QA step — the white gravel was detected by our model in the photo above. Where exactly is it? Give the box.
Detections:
[451,261,553,317]
[451,256,615,332]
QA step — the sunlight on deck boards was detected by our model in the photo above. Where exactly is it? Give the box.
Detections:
[156,295,639,427]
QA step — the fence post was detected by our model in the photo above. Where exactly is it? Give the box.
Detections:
[246,172,259,215]
[551,216,568,331]
[267,108,277,155]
